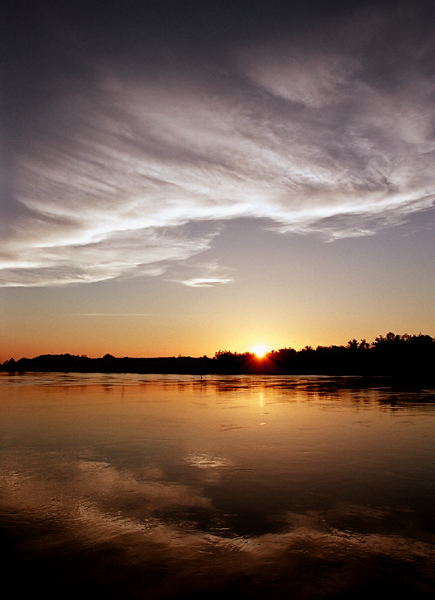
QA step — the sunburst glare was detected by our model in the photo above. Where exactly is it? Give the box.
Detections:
[252,344,269,358]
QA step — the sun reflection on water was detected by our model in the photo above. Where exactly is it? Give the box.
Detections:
[1,373,435,597]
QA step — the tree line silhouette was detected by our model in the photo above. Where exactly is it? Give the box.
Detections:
[1,333,434,381]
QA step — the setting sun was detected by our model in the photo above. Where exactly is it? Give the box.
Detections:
[252,344,269,358]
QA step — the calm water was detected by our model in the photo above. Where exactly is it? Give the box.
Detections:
[1,372,435,598]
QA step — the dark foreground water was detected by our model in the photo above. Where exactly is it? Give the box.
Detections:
[1,373,435,599]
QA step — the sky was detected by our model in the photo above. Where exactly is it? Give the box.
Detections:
[1,0,435,361]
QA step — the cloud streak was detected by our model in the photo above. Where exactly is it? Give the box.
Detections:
[2,2,435,286]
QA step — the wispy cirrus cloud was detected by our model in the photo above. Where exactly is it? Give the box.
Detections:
[165,258,234,288]
[2,2,434,287]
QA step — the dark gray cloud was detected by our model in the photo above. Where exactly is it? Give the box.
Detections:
[2,1,435,286]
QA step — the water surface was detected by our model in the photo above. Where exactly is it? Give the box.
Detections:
[1,373,435,598]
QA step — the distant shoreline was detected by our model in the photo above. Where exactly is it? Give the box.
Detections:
[2,333,434,382]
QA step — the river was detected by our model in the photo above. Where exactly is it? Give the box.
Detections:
[1,372,434,598]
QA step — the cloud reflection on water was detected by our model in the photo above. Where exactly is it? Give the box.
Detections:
[1,373,435,597]
[2,460,435,598]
